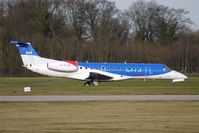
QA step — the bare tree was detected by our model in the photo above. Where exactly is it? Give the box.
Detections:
[127,0,191,43]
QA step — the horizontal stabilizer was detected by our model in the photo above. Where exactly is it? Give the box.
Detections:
[10,40,30,47]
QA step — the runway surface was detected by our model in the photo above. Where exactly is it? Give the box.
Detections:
[0,95,199,101]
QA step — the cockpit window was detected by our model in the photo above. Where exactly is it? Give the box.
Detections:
[163,66,170,71]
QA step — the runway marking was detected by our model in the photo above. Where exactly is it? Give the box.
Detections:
[0,95,199,101]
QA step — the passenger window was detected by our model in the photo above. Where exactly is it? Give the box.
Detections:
[137,68,142,72]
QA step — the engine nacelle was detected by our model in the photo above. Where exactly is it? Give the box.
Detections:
[47,61,78,72]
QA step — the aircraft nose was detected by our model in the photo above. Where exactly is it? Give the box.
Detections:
[172,71,187,79]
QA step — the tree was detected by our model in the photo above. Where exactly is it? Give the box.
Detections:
[62,0,88,41]
[127,0,191,43]
[0,0,198,76]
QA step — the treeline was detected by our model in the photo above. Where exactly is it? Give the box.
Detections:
[0,0,198,76]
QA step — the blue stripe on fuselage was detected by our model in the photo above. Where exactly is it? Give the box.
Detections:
[78,62,172,76]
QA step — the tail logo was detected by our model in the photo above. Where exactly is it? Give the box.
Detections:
[26,51,33,55]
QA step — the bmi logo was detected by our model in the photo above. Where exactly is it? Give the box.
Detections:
[26,51,32,55]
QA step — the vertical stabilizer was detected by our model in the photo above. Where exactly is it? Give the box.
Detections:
[10,40,42,65]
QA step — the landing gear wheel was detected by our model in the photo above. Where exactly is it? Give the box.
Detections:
[93,81,98,86]
[84,83,89,86]
[84,81,91,86]
[84,80,98,86]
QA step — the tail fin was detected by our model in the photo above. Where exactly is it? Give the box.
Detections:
[11,40,42,65]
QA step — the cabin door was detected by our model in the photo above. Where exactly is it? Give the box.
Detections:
[145,67,151,77]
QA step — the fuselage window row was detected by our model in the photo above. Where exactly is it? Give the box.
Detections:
[79,66,142,72]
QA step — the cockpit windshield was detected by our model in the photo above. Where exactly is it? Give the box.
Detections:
[163,65,171,71]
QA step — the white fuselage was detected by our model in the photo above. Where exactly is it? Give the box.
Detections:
[24,56,187,83]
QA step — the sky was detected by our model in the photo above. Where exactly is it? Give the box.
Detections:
[111,0,199,30]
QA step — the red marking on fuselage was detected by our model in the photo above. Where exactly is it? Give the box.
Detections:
[64,60,78,67]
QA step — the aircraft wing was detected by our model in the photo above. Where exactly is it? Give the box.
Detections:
[87,72,113,81]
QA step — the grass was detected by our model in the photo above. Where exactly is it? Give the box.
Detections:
[0,101,199,133]
[0,77,198,95]
[0,77,199,133]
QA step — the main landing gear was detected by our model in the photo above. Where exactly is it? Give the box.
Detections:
[84,80,99,86]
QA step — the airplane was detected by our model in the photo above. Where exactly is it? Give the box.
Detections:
[11,40,187,86]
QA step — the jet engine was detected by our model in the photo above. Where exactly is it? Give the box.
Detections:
[47,61,78,72]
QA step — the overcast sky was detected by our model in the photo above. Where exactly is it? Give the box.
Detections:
[111,0,199,30]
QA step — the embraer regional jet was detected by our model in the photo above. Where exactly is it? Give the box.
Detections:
[11,40,187,86]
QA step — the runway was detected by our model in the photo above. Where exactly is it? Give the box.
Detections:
[0,95,199,101]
